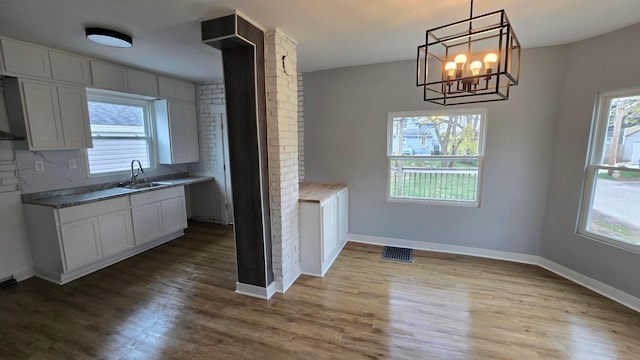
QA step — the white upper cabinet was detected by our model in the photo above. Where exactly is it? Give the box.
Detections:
[91,60,158,97]
[154,99,199,164]
[90,60,128,93]
[0,39,91,85]
[49,50,92,85]
[4,78,92,150]
[158,76,196,102]
[127,68,158,97]
[56,85,92,148]
[19,80,64,149]
[1,38,52,78]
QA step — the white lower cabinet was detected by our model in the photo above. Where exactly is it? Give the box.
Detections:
[161,196,188,234]
[59,217,102,271]
[300,187,348,276]
[131,186,187,245]
[132,203,164,245]
[24,185,188,284]
[99,209,135,258]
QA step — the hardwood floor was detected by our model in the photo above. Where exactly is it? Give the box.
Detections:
[1,221,639,359]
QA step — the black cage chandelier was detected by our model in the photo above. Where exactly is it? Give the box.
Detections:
[416,0,521,105]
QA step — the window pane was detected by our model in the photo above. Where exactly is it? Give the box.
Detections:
[87,138,150,174]
[389,159,479,202]
[86,97,152,175]
[390,114,482,156]
[88,102,146,137]
[600,95,640,166]
[586,170,640,245]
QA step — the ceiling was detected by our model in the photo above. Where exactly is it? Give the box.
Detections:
[1,0,639,83]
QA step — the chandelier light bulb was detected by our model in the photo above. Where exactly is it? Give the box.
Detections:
[483,52,498,72]
[470,61,482,76]
[454,54,467,66]
[445,61,457,77]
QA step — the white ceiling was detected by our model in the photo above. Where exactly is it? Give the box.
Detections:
[1,0,639,82]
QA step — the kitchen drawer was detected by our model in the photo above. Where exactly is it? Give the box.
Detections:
[58,196,130,224]
[130,186,183,207]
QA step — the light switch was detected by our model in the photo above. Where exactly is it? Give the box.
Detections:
[35,160,44,172]
[68,159,77,169]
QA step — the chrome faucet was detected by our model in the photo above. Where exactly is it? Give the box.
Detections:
[130,160,144,185]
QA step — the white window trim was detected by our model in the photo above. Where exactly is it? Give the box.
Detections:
[577,87,640,254]
[386,109,487,207]
[83,90,158,177]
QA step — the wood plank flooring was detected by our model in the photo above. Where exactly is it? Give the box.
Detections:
[1,221,639,359]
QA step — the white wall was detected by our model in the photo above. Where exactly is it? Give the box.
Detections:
[303,46,566,256]
[541,23,640,298]
[0,84,33,281]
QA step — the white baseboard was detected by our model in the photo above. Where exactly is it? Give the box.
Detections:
[11,267,34,282]
[276,269,301,293]
[348,233,640,313]
[348,233,539,265]
[236,281,276,300]
[538,258,640,313]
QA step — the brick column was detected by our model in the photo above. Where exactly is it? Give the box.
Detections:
[265,29,300,292]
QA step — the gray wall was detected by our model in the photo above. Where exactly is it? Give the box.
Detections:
[541,23,640,297]
[304,46,566,255]
[0,85,33,281]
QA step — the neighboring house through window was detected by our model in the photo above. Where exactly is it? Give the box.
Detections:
[387,109,486,206]
[85,91,155,175]
[578,88,640,251]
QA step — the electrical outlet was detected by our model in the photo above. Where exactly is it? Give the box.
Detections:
[68,159,77,169]
[34,160,44,172]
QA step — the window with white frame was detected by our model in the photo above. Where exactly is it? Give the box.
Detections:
[387,109,486,206]
[85,91,155,175]
[578,88,640,250]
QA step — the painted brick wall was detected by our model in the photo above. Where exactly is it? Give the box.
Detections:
[0,160,19,193]
[265,29,300,292]
[297,73,304,181]
[188,81,226,223]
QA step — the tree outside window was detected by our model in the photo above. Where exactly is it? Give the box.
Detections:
[579,89,640,250]
[388,110,486,206]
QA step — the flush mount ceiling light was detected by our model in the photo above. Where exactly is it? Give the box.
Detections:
[85,28,132,48]
[416,0,521,105]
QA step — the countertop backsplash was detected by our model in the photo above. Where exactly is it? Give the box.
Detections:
[15,149,189,194]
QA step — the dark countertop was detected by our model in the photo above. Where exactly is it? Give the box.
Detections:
[23,176,214,209]
[299,183,347,203]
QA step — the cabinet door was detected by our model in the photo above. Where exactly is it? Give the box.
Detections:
[182,102,199,162]
[161,196,187,234]
[91,61,127,92]
[158,76,195,102]
[127,68,158,97]
[21,81,65,149]
[132,203,164,245]
[49,51,91,85]
[156,99,199,164]
[321,196,338,262]
[177,80,196,102]
[337,190,349,245]
[99,209,134,257]
[60,217,102,271]
[168,101,186,163]
[158,76,179,99]
[57,85,93,148]
[1,38,51,78]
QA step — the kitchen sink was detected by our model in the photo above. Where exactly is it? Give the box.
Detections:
[123,182,170,190]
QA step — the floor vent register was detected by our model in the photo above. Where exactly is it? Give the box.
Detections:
[381,246,413,263]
